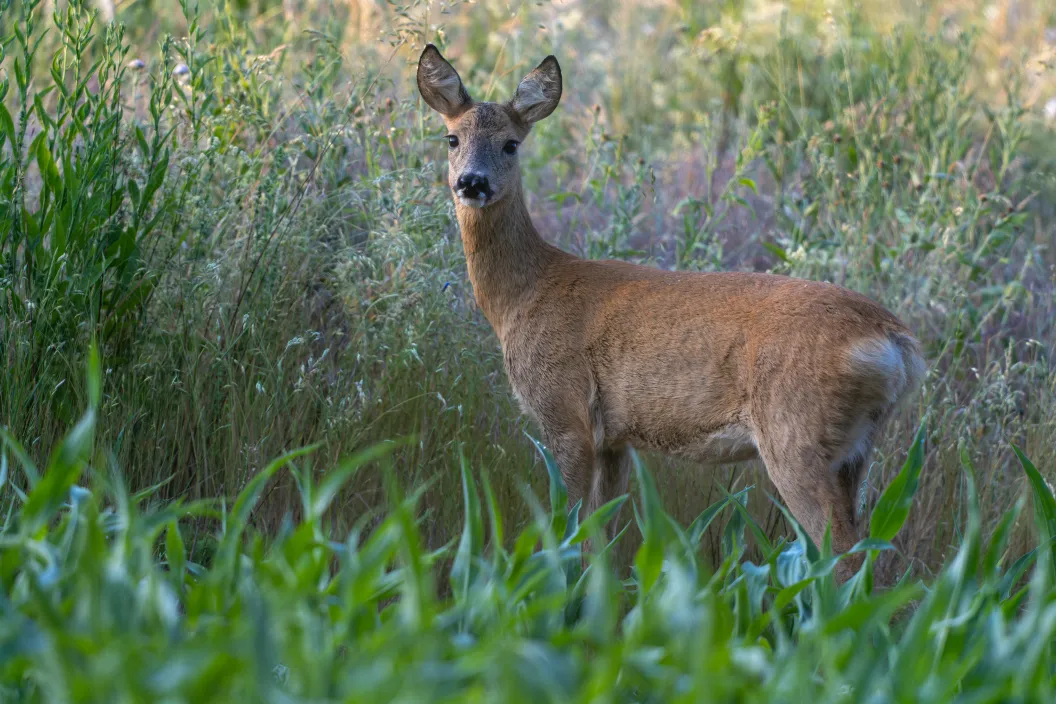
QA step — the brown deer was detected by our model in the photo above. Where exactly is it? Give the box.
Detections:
[417,45,925,581]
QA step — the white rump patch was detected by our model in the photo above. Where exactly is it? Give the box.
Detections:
[847,337,907,404]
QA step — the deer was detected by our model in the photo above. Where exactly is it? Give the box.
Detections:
[416,44,925,582]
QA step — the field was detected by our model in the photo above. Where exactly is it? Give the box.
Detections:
[1,0,1055,700]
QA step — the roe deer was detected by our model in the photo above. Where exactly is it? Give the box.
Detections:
[417,45,925,581]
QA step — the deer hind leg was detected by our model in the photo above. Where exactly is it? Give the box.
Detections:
[590,446,632,543]
[755,419,879,584]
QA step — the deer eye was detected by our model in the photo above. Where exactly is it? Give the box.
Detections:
[447,135,459,149]
[503,140,519,155]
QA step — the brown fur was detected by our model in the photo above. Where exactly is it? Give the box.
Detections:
[418,46,925,582]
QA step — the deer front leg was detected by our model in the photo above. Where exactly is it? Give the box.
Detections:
[534,395,600,565]
[542,425,595,519]
[541,435,634,563]
[545,427,600,570]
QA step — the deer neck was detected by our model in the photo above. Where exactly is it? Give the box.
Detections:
[455,187,555,338]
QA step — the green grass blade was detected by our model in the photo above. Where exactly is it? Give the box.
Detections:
[0,431,39,491]
[527,433,568,534]
[1013,444,1056,544]
[632,449,667,594]
[687,486,752,547]
[870,423,927,542]
[216,444,320,571]
[567,495,628,547]
[451,451,484,604]
[311,440,403,519]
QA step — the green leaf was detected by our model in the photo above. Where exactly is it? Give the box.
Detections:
[35,137,62,196]
[822,581,923,634]
[24,408,95,529]
[1013,444,1056,580]
[19,342,107,527]
[772,496,820,563]
[128,178,142,210]
[0,104,14,150]
[311,441,400,519]
[563,498,582,544]
[723,485,772,555]
[451,453,484,602]
[135,126,150,158]
[526,433,568,531]
[218,445,320,569]
[1013,444,1056,544]
[738,177,758,193]
[870,423,926,541]
[232,457,291,527]
[848,538,895,553]
[549,191,582,206]
[687,486,751,546]
[632,450,666,593]
[567,495,628,547]
[86,340,102,409]
[479,469,504,561]
[142,150,170,208]
[131,476,176,505]
[579,541,618,642]
[999,543,1044,600]
[762,242,789,262]
[166,521,186,591]
[776,579,814,610]
[0,430,40,489]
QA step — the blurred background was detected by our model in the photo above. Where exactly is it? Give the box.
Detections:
[2,0,1055,576]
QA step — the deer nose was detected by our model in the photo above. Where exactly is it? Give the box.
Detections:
[456,172,491,199]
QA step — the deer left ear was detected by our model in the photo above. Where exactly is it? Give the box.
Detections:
[510,56,562,124]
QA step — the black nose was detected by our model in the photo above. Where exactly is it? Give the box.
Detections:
[456,173,491,199]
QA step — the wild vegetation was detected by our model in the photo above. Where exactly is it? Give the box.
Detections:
[1,0,1054,700]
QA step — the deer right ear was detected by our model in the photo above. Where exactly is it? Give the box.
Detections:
[417,44,472,117]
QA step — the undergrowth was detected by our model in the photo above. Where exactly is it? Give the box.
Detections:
[1,350,1055,702]
[0,0,1054,675]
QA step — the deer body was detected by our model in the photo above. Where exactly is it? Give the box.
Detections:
[419,46,924,580]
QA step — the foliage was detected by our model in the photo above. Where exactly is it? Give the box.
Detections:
[1,353,1054,702]
[0,0,1055,699]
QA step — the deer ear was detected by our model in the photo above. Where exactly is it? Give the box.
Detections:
[417,44,472,117]
[510,56,562,124]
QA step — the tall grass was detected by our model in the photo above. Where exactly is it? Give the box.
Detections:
[1,0,1054,582]
[1,353,1055,701]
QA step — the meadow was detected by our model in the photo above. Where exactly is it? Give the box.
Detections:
[1,0,1055,700]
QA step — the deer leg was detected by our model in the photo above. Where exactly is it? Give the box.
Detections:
[540,422,595,571]
[590,446,633,544]
[541,422,596,521]
[756,436,866,584]
[833,452,869,580]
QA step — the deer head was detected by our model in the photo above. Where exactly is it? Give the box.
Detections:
[417,44,562,209]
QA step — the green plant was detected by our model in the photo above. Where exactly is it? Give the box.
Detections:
[0,352,1054,701]
[0,3,1053,683]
